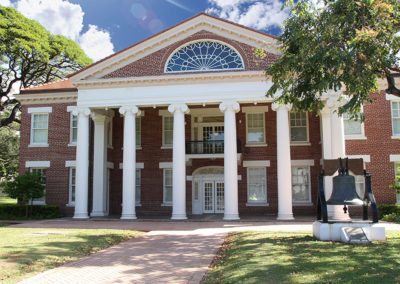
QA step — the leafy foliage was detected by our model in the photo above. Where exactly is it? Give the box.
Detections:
[2,172,44,205]
[0,123,19,180]
[0,6,92,127]
[266,0,400,115]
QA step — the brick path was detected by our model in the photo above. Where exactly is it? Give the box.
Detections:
[13,218,400,284]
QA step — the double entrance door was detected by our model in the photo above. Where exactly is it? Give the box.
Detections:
[203,179,224,213]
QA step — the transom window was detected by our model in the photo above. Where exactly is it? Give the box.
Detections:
[165,41,244,73]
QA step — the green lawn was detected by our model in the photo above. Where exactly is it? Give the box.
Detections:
[204,231,400,284]
[0,227,142,283]
[0,196,17,204]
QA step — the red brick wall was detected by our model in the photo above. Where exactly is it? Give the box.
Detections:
[346,91,400,204]
[103,31,278,78]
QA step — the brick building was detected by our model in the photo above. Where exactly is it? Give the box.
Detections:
[18,13,400,220]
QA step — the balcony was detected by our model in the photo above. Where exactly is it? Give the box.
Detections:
[185,140,242,160]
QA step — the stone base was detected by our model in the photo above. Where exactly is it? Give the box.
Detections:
[312,221,386,242]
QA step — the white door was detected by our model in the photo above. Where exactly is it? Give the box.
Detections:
[203,180,224,213]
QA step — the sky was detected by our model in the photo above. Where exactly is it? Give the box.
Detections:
[0,0,290,62]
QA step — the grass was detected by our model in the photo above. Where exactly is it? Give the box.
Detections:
[0,227,142,283]
[203,231,400,284]
[0,196,17,205]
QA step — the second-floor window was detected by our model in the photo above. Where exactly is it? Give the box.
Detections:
[246,113,265,144]
[290,112,308,143]
[392,102,400,137]
[31,113,49,145]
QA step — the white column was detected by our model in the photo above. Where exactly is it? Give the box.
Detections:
[219,101,240,220]
[168,103,189,220]
[321,96,349,220]
[90,113,107,217]
[72,107,91,219]
[119,106,140,220]
[272,103,294,220]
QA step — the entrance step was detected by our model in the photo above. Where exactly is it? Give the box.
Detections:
[340,227,370,244]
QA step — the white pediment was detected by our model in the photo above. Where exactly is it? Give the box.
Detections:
[69,13,279,82]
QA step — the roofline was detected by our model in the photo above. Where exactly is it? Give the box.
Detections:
[68,12,278,79]
[19,88,77,95]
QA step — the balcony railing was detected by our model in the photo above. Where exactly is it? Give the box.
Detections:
[185,140,242,154]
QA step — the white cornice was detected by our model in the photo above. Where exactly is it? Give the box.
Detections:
[70,15,278,81]
[75,71,267,89]
[17,92,77,105]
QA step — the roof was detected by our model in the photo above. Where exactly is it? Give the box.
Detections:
[19,79,77,94]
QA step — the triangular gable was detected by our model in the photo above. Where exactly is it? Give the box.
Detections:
[69,13,279,82]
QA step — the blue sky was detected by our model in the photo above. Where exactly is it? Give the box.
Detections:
[0,0,289,61]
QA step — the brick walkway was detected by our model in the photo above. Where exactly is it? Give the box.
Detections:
[13,218,400,284]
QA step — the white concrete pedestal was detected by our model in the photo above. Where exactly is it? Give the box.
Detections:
[313,221,386,242]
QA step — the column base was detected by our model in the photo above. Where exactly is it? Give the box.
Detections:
[73,213,89,219]
[277,213,295,220]
[120,214,137,220]
[90,211,107,217]
[171,214,187,220]
[223,213,240,221]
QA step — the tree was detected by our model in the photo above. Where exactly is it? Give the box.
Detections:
[264,0,400,116]
[2,172,44,216]
[0,122,19,180]
[0,6,92,127]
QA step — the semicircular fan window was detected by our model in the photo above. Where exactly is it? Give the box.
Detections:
[165,41,244,73]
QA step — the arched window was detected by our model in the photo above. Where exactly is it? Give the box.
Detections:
[165,41,244,73]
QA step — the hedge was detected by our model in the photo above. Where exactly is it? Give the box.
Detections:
[0,204,61,220]
[377,204,400,219]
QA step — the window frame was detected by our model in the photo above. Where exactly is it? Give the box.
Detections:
[68,167,76,206]
[289,112,309,145]
[163,168,173,205]
[246,112,266,145]
[69,113,78,145]
[343,109,366,140]
[291,166,312,204]
[30,113,49,146]
[391,101,400,138]
[246,167,267,204]
[136,168,141,206]
[162,116,173,148]
[29,167,47,205]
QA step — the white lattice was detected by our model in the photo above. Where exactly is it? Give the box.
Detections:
[166,41,244,73]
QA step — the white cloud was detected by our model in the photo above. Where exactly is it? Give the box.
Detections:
[79,25,114,61]
[206,0,290,31]
[7,0,114,61]
[0,0,11,6]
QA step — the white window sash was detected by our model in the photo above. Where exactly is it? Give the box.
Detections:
[162,116,173,147]
[291,166,311,203]
[289,112,309,143]
[163,168,173,204]
[246,112,265,144]
[30,113,49,145]
[247,167,267,203]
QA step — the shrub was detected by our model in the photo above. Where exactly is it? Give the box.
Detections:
[382,213,400,223]
[0,204,61,220]
[378,204,400,219]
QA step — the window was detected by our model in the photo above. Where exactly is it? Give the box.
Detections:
[395,163,400,203]
[70,114,78,144]
[68,167,76,205]
[246,113,265,144]
[163,169,173,204]
[343,112,365,139]
[292,166,311,203]
[136,117,141,148]
[247,167,267,203]
[163,116,173,147]
[31,113,49,145]
[165,41,244,73]
[290,112,308,143]
[136,169,141,205]
[392,102,400,136]
[30,168,47,204]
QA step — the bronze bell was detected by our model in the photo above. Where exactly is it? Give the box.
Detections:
[326,174,364,206]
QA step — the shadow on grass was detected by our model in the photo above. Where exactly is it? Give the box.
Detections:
[204,232,400,284]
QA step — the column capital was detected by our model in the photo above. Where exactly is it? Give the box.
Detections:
[271,103,292,112]
[219,101,240,113]
[168,103,189,114]
[72,107,91,117]
[119,105,140,116]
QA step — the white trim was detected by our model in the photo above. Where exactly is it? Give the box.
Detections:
[107,162,114,169]
[243,160,271,167]
[291,160,315,166]
[289,111,310,144]
[164,39,245,73]
[158,109,172,116]
[30,112,50,146]
[67,167,76,207]
[390,155,400,162]
[241,106,268,113]
[67,106,77,112]
[159,162,172,169]
[18,92,77,104]
[343,108,366,140]
[347,155,371,163]
[245,143,268,147]
[28,143,49,148]
[190,108,221,116]
[26,161,50,168]
[162,116,173,147]
[119,162,144,169]
[246,202,269,207]
[386,93,400,101]
[69,112,78,145]
[65,160,76,167]
[28,107,53,113]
